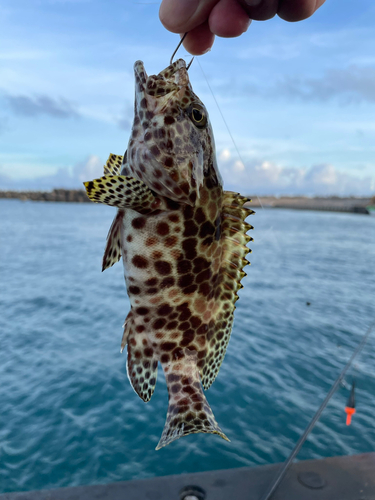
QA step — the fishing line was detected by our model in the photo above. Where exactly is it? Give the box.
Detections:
[196,58,286,259]
[259,317,375,500]
[196,58,264,210]
[195,48,373,499]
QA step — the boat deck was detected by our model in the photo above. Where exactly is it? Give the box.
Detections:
[2,452,374,500]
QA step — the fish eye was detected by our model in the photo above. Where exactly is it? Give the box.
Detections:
[188,104,207,129]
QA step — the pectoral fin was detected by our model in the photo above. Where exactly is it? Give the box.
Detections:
[84,175,162,214]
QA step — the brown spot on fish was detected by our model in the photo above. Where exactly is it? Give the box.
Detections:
[136,307,149,315]
[132,255,148,268]
[145,278,158,286]
[161,342,176,351]
[157,304,172,316]
[132,217,147,229]
[165,236,178,247]
[168,214,180,223]
[168,288,179,299]
[156,222,170,236]
[155,260,172,275]
[177,260,191,274]
[164,115,175,125]
[161,277,175,288]
[146,237,158,246]
[170,249,182,260]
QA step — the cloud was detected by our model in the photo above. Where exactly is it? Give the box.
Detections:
[0,152,373,197]
[0,116,9,135]
[0,167,74,191]
[276,66,375,104]
[0,155,103,191]
[241,65,375,105]
[218,149,374,196]
[72,155,103,183]
[5,94,79,118]
[219,149,231,162]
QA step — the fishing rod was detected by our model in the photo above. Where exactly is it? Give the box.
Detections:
[259,318,375,500]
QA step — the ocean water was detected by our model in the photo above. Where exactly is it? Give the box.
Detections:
[1,199,374,494]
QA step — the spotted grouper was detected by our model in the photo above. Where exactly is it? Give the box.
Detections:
[84,58,254,450]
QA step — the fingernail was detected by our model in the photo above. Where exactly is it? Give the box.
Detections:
[244,0,262,6]
[243,18,252,32]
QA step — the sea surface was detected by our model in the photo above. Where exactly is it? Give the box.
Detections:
[1,199,375,494]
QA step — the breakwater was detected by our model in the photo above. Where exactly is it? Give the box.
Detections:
[0,190,373,214]
[0,189,90,203]
[248,195,373,214]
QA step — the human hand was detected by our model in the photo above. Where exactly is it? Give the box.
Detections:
[159,0,326,55]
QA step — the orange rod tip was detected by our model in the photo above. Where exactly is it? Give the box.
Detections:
[345,407,356,425]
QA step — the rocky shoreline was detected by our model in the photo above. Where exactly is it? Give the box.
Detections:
[0,189,373,214]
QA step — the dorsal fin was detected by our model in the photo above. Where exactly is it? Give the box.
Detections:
[200,191,254,390]
[103,153,123,175]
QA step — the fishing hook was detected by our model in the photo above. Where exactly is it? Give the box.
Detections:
[170,33,187,65]
[186,57,194,70]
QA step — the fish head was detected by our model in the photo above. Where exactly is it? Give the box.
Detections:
[125,59,222,204]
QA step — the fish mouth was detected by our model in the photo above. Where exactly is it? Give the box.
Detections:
[134,59,188,98]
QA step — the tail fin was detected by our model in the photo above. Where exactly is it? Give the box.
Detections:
[156,352,229,450]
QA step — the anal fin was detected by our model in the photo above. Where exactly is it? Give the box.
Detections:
[126,316,158,402]
[121,310,133,352]
[102,209,124,271]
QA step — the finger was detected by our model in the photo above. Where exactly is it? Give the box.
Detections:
[239,0,279,21]
[159,0,219,33]
[182,21,216,55]
[208,0,251,38]
[277,0,326,22]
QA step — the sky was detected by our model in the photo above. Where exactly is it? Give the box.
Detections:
[0,0,375,196]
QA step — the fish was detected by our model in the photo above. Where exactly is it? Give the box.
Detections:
[84,58,254,450]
